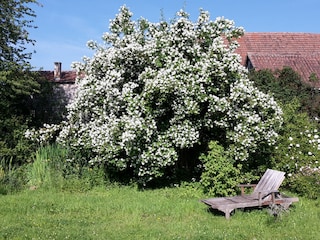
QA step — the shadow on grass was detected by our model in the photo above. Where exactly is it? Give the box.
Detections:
[204,206,267,219]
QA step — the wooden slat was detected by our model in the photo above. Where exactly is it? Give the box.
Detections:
[254,169,285,193]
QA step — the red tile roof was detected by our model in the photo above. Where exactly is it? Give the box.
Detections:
[39,70,77,83]
[40,33,320,87]
[236,33,320,86]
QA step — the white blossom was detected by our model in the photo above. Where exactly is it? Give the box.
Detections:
[29,6,283,181]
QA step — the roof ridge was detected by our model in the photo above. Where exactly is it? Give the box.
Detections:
[248,52,320,56]
[243,32,320,35]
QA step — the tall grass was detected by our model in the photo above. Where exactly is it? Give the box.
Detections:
[26,144,107,192]
[0,143,107,195]
[27,149,51,188]
[27,144,67,189]
[0,185,317,239]
[0,157,27,194]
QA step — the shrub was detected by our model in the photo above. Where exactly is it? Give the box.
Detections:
[250,66,320,198]
[271,99,320,176]
[31,6,282,184]
[199,141,241,196]
[289,166,320,199]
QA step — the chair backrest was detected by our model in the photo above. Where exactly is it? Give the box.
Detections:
[253,169,285,194]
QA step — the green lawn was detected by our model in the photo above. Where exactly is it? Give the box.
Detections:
[0,185,318,240]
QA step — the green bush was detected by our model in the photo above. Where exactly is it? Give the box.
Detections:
[289,167,320,199]
[271,99,320,177]
[250,67,320,198]
[199,141,241,196]
[0,117,36,166]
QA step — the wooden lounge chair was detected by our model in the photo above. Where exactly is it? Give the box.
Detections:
[201,169,299,219]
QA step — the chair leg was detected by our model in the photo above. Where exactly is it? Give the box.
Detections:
[280,202,292,210]
[224,208,234,219]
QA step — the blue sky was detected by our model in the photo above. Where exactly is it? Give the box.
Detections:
[28,0,320,70]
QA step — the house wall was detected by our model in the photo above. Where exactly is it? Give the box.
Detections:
[51,83,77,121]
[54,83,77,105]
[32,82,78,124]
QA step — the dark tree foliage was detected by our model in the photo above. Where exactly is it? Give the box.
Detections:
[249,67,320,117]
[247,67,320,173]
[0,0,41,166]
[0,69,41,166]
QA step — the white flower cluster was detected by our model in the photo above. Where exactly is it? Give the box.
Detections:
[223,78,283,160]
[298,165,320,175]
[281,129,320,174]
[25,123,61,145]
[35,6,283,181]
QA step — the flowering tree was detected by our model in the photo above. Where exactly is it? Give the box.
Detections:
[53,6,282,182]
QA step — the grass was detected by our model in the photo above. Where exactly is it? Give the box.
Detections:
[0,185,319,240]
